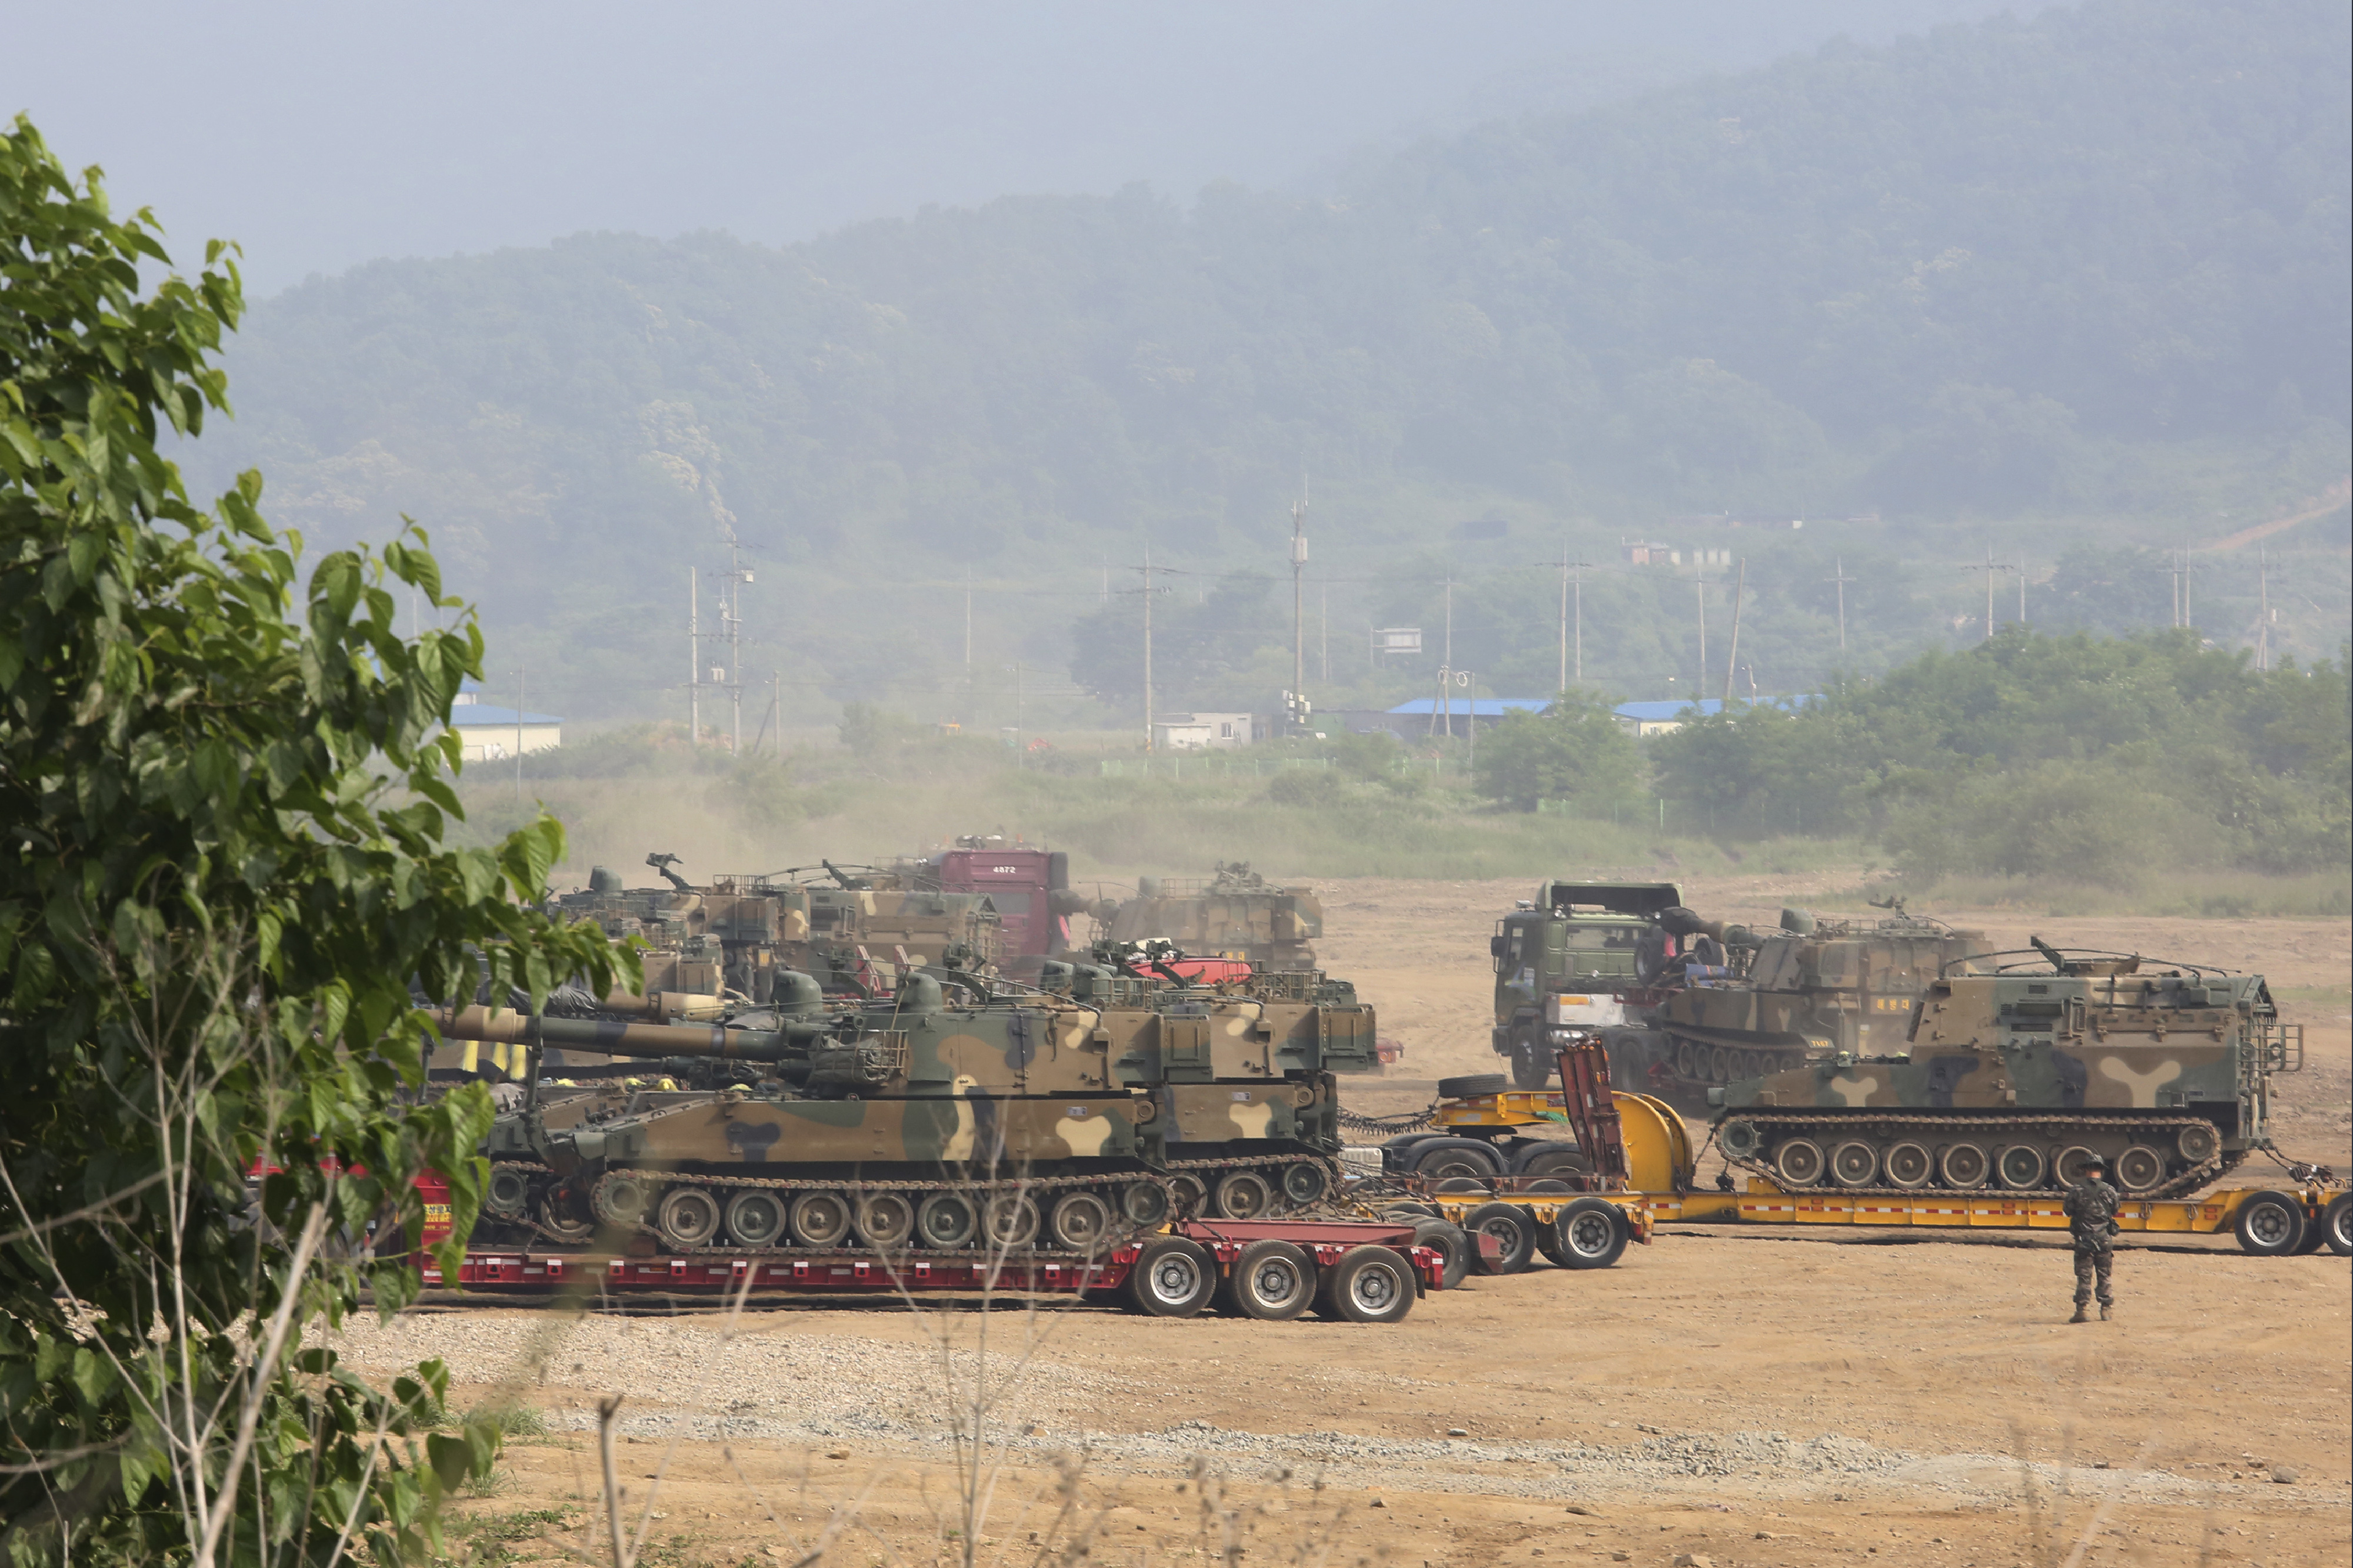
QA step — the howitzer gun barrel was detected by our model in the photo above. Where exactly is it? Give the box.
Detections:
[421,1006,818,1064]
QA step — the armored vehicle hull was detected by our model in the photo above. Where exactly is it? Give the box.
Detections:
[1711,949,2294,1199]
[1100,863,1324,972]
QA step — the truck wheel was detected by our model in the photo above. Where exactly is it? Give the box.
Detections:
[1437,1074,1511,1100]
[1413,1138,1502,1183]
[1462,1202,1538,1275]
[2233,1191,2306,1257]
[1408,1217,1470,1290]
[1314,1245,1416,1324]
[2324,1193,2352,1257]
[1218,1239,1317,1321]
[1514,1146,1591,1181]
[1553,1197,1629,1270]
[1510,1033,1552,1090]
[1125,1236,1215,1316]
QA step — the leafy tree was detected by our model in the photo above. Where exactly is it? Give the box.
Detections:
[0,119,625,1563]
[1472,690,1642,812]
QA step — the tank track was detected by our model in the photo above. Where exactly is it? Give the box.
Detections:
[1719,1111,2238,1199]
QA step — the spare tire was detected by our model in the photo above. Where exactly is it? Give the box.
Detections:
[1437,1074,1510,1100]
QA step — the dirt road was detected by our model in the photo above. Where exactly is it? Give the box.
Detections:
[381,874,2348,1567]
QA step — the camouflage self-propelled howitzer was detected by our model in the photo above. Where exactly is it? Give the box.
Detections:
[422,949,1384,1259]
[1709,939,2302,1199]
[1035,947,1384,1218]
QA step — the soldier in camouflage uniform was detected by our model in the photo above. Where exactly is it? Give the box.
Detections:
[2062,1154,2121,1322]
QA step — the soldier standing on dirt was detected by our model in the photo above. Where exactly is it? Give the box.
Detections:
[2063,1154,2121,1322]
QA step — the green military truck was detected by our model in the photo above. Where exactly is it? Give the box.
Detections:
[1490,882,1685,1089]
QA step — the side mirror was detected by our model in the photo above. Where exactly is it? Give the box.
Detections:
[1489,934,1505,959]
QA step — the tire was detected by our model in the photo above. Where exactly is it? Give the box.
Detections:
[2324,1193,2352,1257]
[2232,1190,2306,1257]
[1509,1033,1552,1090]
[1462,1202,1538,1275]
[1552,1197,1628,1270]
[1532,1219,1568,1266]
[1219,1239,1317,1321]
[1413,1138,1502,1183]
[1436,1074,1510,1100]
[1378,1202,1441,1220]
[1408,1217,1470,1291]
[1314,1245,1416,1324]
[1125,1236,1215,1316]
[1514,1145,1591,1180]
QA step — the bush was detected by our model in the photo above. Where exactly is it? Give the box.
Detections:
[1265,766,1347,809]
[1472,690,1642,812]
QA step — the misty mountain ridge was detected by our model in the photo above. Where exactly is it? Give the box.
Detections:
[184,0,2350,723]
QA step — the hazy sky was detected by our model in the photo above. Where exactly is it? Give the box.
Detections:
[8,0,2015,295]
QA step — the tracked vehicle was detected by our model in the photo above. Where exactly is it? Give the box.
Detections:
[1709,940,2299,1199]
[424,952,1382,1259]
[1099,863,1325,972]
[1604,903,1987,1106]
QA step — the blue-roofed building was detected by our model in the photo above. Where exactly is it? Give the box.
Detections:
[1610,696,1816,736]
[448,680,562,760]
[1382,698,1553,719]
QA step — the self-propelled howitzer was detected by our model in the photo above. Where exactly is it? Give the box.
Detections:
[1708,945,2301,1199]
[424,974,1170,1256]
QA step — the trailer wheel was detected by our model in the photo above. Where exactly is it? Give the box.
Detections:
[1408,1217,1471,1290]
[1414,1138,1502,1183]
[1532,1218,1568,1267]
[1126,1237,1215,1317]
[1509,1032,1552,1090]
[2324,1193,2352,1257]
[2233,1191,2306,1256]
[1462,1202,1538,1274]
[1553,1198,1628,1270]
[1218,1239,1317,1321]
[1514,1145,1591,1180]
[1315,1245,1415,1324]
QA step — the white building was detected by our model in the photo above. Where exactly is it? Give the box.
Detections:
[1151,712,1256,750]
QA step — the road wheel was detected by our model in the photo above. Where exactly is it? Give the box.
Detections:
[790,1190,854,1249]
[1219,1239,1317,1321]
[2323,1193,2352,1257]
[1120,1181,1171,1226]
[1510,1033,1552,1090]
[1772,1139,1826,1186]
[2114,1144,2166,1193]
[1552,1198,1628,1269]
[1279,1162,1331,1207]
[1046,1191,1115,1252]
[1939,1142,1989,1189]
[1462,1202,1538,1275]
[536,1187,595,1245]
[853,1192,915,1249]
[1166,1173,1208,1218]
[656,1186,722,1249]
[982,1192,1042,1249]
[1314,1245,1415,1323]
[1995,1145,2047,1191]
[1126,1236,1215,1316]
[2177,1123,2220,1164]
[1213,1170,1275,1220]
[914,1190,978,1250]
[2052,1146,2101,1188]
[1883,1142,1933,1189]
[1829,1140,1880,1187]
[1674,1042,1698,1077]
[726,1189,788,1248]
[1408,1217,1470,1290]
[1436,1074,1509,1100]
[2233,1190,2305,1257]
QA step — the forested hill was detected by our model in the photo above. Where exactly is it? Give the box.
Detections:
[191,0,2350,722]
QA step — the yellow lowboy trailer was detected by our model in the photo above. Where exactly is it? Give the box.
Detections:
[1399,1070,2348,1263]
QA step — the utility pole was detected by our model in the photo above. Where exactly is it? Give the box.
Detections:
[1964,547,2015,641]
[1120,547,1178,749]
[515,666,525,806]
[1007,662,1025,764]
[710,539,754,752]
[1442,577,1454,738]
[688,569,699,747]
[1320,581,1329,684]
[2181,535,2193,628]
[1693,566,1707,696]
[2018,555,2027,624]
[1826,556,1856,652]
[2257,545,2269,670]
[1289,487,1308,735]
[963,568,973,668]
[1721,559,1745,705]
